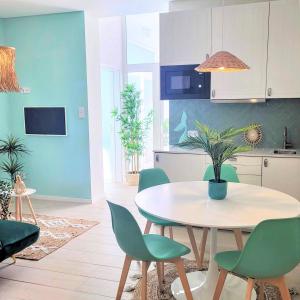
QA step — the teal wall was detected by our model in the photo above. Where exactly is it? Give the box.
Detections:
[0,19,10,136]
[0,12,91,199]
[170,99,300,149]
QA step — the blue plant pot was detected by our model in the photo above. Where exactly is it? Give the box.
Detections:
[208,180,228,200]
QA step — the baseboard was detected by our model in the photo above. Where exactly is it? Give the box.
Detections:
[31,194,92,203]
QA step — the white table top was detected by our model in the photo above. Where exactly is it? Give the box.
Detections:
[11,188,36,197]
[135,181,300,229]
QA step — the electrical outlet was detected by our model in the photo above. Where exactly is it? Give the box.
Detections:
[78,107,85,119]
[188,130,198,137]
[20,87,31,94]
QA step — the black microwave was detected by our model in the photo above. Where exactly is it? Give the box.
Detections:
[160,64,211,100]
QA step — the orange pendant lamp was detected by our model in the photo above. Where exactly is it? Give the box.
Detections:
[195,0,250,73]
[0,46,20,92]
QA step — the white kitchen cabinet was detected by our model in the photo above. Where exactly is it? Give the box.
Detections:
[262,157,300,201]
[266,0,300,98]
[154,152,206,182]
[211,2,269,99]
[159,9,211,66]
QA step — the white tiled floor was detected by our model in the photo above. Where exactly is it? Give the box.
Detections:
[0,183,299,299]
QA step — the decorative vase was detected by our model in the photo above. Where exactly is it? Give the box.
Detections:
[208,179,228,200]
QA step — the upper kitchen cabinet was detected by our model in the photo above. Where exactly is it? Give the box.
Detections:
[211,3,269,100]
[159,9,211,66]
[266,0,300,99]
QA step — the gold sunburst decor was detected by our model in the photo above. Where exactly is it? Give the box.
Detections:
[244,123,263,147]
[0,46,20,92]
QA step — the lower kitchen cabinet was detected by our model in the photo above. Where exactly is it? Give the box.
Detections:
[154,152,206,182]
[262,157,300,201]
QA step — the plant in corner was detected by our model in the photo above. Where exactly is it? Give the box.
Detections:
[178,121,257,200]
[112,84,153,186]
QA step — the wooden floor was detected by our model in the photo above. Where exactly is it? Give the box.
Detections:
[0,183,299,300]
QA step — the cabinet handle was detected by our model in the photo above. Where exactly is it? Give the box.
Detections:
[267,88,272,97]
[155,154,159,162]
[264,158,268,167]
[212,89,216,98]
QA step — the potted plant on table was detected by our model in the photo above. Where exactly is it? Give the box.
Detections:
[178,121,257,200]
[112,84,153,186]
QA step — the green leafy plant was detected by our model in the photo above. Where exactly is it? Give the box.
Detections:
[0,135,28,184]
[112,84,153,174]
[178,121,258,183]
[0,180,12,220]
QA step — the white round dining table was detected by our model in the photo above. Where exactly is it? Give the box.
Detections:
[135,181,300,300]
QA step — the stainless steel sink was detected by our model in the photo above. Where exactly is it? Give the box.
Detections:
[273,149,297,155]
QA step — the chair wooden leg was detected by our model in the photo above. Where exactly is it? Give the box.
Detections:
[26,196,37,225]
[174,258,193,300]
[276,277,291,300]
[11,255,16,264]
[160,225,165,236]
[116,255,132,300]
[245,278,255,300]
[233,229,244,250]
[186,225,201,269]
[199,227,208,268]
[213,269,228,300]
[169,226,174,239]
[258,282,264,300]
[156,262,163,292]
[141,261,150,300]
[144,220,152,234]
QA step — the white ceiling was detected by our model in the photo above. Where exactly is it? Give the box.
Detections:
[0,0,169,18]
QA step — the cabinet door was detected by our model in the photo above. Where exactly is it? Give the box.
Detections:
[211,3,269,99]
[154,152,205,182]
[159,9,211,66]
[266,0,300,98]
[262,157,300,201]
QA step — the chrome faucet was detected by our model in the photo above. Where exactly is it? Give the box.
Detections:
[283,126,293,149]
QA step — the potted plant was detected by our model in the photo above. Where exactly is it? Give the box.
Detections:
[178,121,256,200]
[0,180,12,220]
[112,84,153,185]
[0,135,28,184]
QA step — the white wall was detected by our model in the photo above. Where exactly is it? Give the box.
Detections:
[84,12,104,202]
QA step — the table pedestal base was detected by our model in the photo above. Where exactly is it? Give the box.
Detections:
[171,271,257,300]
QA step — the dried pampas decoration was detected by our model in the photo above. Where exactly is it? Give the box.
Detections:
[0,46,20,92]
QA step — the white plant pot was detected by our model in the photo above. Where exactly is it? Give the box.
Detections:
[126,172,140,186]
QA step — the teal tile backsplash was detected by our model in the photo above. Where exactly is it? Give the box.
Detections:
[170,99,300,148]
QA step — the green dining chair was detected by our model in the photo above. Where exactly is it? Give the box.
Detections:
[213,217,300,300]
[138,168,203,269]
[200,164,244,267]
[107,201,193,300]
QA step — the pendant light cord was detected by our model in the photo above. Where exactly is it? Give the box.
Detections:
[221,0,224,50]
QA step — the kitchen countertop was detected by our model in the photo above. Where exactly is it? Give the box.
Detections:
[154,146,300,158]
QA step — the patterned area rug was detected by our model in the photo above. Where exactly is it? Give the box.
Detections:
[131,260,298,300]
[10,214,99,260]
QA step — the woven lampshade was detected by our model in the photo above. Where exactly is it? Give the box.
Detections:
[195,51,250,73]
[0,46,20,92]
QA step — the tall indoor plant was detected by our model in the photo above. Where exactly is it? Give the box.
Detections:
[112,84,153,185]
[178,121,256,200]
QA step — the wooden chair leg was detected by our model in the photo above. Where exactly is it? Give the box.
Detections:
[144,220,152,234]
[160,225,165,236]
[276,277,291,300]
[26,196,37,225]
[258,282,265,300]
[11,255,16,264]
[213,269,228,300]
[156,262,163,292]
[174,258,193,300]
[15,197,20,221]
[199,227,208,268]
[245,278,255,300]
[233,229,244,250]
[19,197,23,222]
[116,255,132,300]
[169,226,174,239]
[186,225,201,268]
[141,261,150,300]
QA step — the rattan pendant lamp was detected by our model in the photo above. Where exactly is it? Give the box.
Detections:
[0,46,20,92]
[195,0,250,73]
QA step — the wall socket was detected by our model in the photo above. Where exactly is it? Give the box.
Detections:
[20,87,31,94]
[78,107,85,119]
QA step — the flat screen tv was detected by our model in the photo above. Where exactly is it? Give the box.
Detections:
[24,107,67,136]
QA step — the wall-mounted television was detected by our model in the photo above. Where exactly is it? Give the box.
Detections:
[24,107,67,136]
